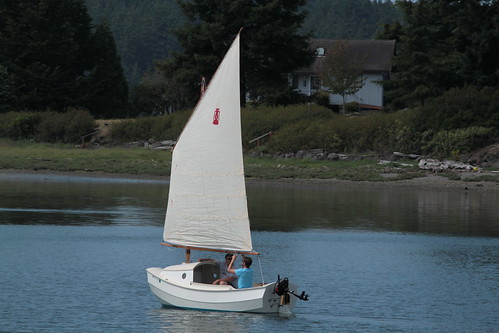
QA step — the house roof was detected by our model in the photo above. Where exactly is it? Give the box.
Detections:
[295,39,395,74]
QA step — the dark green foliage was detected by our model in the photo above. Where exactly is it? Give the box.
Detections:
[266,111,404,154]
[96,103,497,159]
[0,112,41,140]
[414,86,499,133]
[423,127,494,158]
[378,0,499,108]
[84,0,184,86]
[0,64,16,112]
[108,110,190,143]
[80,23,129,118]
[241,105,332,149]
[0,109,96,143]
[0,0,95,110]
[83,0,400,87]
[163,0,314,108]
[303,0,400,39]
[0,0,128,117]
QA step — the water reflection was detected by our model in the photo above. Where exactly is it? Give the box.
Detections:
[0,173,498,237]
[246,181,499,236]
[0,173,167,226]
[149,308,249,333]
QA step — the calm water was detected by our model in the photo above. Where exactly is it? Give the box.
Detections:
[0,173,498,332]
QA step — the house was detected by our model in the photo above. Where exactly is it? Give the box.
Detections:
[291,39,395,110]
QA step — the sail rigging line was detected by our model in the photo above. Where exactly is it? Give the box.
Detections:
[257,255,264,284]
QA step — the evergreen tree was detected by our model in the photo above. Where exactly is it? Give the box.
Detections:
[378,0,498,108]
[81,22,129,118]
[0,0,95,111]
[0,64,16,112]
[303,0,400,39]
[163,0,314,107]
[85,0,184,87]
[0,0,129,116]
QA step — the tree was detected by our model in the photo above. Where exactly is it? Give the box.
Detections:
[161,0,314,108]
[303,0,400,39]
[0,0,129,116]
[377,0,499,109]
[80,22,129,118]
[0,64,15,112]
[318,41,365,113]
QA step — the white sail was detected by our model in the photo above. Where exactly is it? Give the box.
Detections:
[163,34,253,252]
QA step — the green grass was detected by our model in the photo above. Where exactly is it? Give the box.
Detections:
[0,139,496,182]
[245,156,424,181]
[0,139,171,176]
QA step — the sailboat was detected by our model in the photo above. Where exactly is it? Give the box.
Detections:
[146,32,308,314]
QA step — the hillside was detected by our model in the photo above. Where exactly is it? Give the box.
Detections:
[85,0,400,86]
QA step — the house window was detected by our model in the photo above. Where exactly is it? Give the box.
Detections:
[311,76,321,90]
[291,75,299,89]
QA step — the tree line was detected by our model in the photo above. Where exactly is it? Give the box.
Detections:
[84,0,400,88]
[1,0,498,130]
[0,0,128,118]
[377,0,499,109]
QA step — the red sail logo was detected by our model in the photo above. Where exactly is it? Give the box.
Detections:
[213,108,220,125]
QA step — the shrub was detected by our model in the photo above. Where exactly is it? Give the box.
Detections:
[109,110,190,143]
[414,86,499,133]
[0,111,41,139]
[344,102,360,113]
[37,111,66,142]
[63,108,96,143]
[312,92,331,108]
[36,108,96,143]
[242,104,332,148]
[424,126,494,158]
[0,109,95,143]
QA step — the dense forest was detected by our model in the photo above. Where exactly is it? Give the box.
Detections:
[0,0,497,160]
[85,0,400,86]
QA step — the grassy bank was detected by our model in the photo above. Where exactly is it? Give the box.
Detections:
[0,139,420,180]
[1,139,498,183]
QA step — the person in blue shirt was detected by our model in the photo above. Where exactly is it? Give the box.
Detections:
[228,254,253,288]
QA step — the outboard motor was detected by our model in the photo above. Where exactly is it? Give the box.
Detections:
[274,275,309,302]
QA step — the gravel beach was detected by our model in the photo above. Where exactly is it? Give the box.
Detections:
[1,169,497,192]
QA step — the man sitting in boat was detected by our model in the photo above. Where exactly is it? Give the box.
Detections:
[228,255,253,288]
[198,253,238,287]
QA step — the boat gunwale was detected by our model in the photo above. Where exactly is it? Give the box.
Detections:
[147,267,273,293]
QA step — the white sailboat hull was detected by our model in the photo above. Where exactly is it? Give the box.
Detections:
[146,266,298,313]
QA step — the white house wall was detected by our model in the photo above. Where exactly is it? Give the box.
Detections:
[292,73,385,107]
[328,73,383,107]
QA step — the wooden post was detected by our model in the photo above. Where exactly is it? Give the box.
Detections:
[185,249,191,263]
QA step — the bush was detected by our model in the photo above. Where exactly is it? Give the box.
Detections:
[108,110,191,143]
[0,111,41,139]
[414,86,499,133]
[242,104,332,148]
[423,126,494,158]
[312,92,331,108]
[0,109,95,143]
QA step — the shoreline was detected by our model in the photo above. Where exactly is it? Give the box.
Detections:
[1,168,497,192]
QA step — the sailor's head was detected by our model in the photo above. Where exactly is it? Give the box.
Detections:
[242,256,252,268]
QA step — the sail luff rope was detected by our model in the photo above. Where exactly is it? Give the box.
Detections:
[257,255,264,284]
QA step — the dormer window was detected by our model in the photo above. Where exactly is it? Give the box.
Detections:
[316,47,325,57]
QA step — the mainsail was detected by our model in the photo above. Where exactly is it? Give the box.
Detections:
[163,33,253,252]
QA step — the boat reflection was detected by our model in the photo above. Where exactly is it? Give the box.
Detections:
[149,307,261,333]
